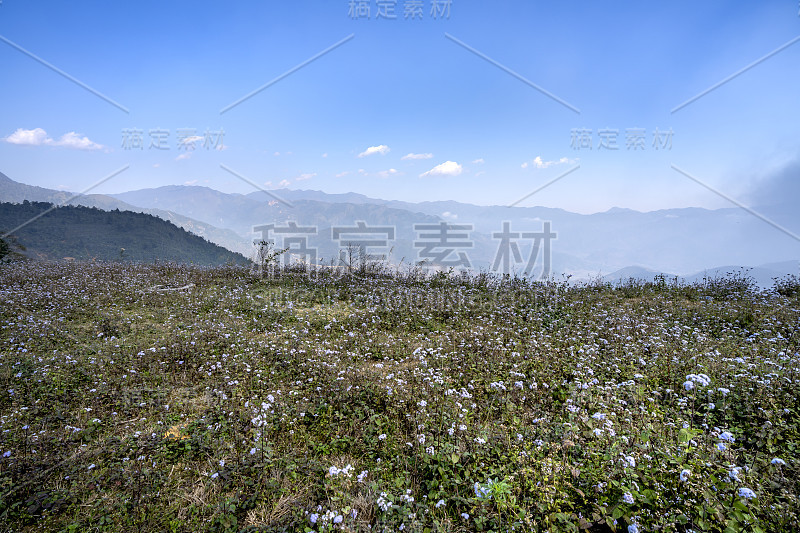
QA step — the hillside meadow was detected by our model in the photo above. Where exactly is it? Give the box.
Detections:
[0,262,799,532]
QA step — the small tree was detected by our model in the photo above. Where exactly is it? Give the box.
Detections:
[251,240,287,279]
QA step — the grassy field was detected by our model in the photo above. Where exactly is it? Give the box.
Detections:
[1,262,799,532]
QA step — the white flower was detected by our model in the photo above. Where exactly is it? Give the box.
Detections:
[418,400,427,408]
[719,431,735,442]
[309,513,318,524]
[623,492,634,504]
[683,381,694,391]
[738,487,756,500]
[628,525,639,533]
[378,433,386,440]
[461,512,469,519]
[435,499,445,508]
[771,458,786,465]
[475,437,486,444]
[680,469,691,482]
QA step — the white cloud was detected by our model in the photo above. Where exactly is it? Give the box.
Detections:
[153,163,161,168]
[472,158,485,164]
[523,156,573,169]
[358,144,390,158]
[184,179,198,185]
[296,172,316,181]
[278,179,291,188]
[274,151,281,156]
[3,128,104,150]
[376,168,399,178]
[335,171,351,178]
[441,211,458,219]
[401,152,433,160]
[5,127,49,145]
[264,180,273,187]
[420,161,463,178]
[175,153,191,161]
[321,153,328,158]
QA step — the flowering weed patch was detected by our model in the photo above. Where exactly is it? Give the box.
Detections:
[0,261,798,532]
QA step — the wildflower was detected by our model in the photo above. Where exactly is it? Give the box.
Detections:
[474,482,491,499]
[418,400,427,408]
[623,492,634,504]
[628,525,639,533]
[680,469,691,482]
[461,512,469,519]
[625,456,636,468]
[309,513,318,524]
[475,437,486,444]
[717,442,727,452]
[333,515,343,524]
[435,499,445,508]
[378,433,386,440]
[738,487,756,500]
[728,467,741,482]
[2,451,11,458]
[719,431,735,442]
[683,380,694,391]
[771,458,786,465]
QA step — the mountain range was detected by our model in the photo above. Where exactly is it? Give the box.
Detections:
[1,171,798,286]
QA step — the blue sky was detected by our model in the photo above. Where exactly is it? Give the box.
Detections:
[1,1,798,213]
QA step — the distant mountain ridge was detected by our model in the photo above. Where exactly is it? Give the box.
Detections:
[0,172,251,256]
[111,183,800,276]
[3,173,799,278]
